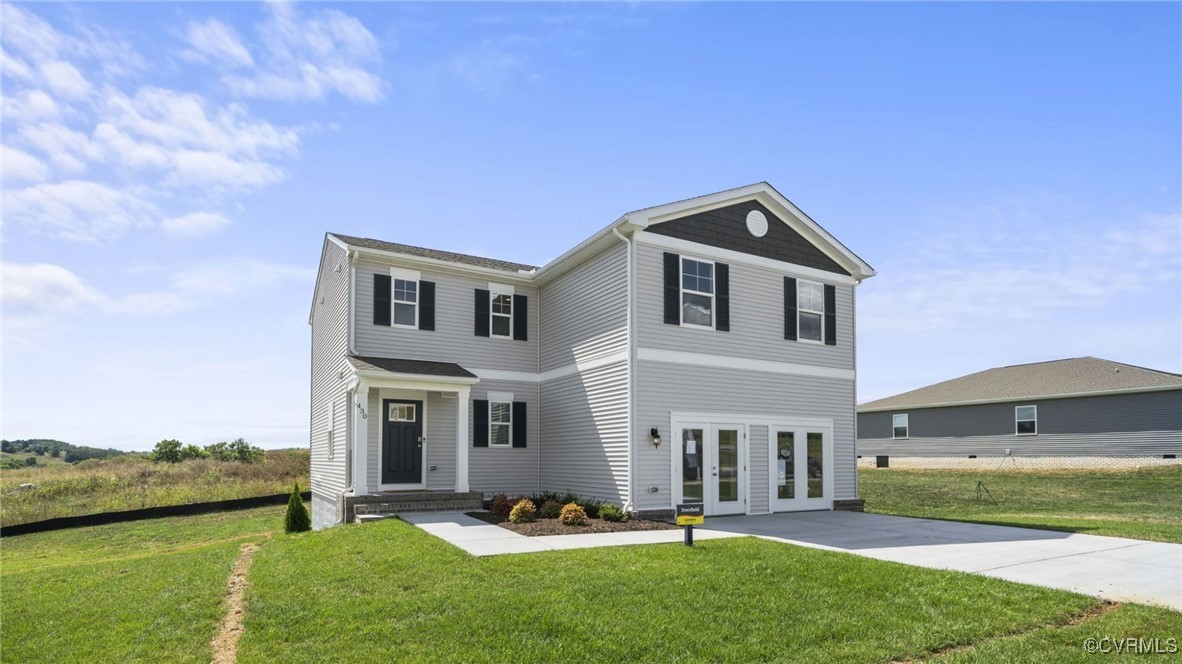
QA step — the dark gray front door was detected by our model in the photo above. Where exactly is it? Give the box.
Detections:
[382,399,423,484]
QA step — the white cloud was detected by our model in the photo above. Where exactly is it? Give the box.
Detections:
[2,180,157,242]
[1,262,105,310]
[183,19,254,68]
[13,122,101,173]
[219,3,385,103]
[0,89,61,122]
[0,145,50,182]
[161,211,231,238]
[39,60,91,100]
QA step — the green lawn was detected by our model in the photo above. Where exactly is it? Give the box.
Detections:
[0,505,284,663]
[859,466,1182,543]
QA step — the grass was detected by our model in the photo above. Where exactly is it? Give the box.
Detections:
[859,465,1182,543]
[1,451,69,467]
[0,449,308,527]
[0,505,286,663]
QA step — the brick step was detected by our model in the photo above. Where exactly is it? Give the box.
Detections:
[345,491,482,523]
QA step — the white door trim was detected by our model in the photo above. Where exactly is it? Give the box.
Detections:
[669,417,751,517]
[377,388,428,491]
[768,421,834,512]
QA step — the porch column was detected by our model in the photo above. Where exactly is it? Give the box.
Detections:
[456,386,470,492]
[353,383,370,496]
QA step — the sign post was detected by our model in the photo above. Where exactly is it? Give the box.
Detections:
[676,503,704,546]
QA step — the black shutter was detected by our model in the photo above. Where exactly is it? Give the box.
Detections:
[373,274,391,326]
[663,252,680,325]
[513,294,528,341]
[419,281,435,331]
[824,284,837,346]
[474,289,490,337]
[715,263,729,332]
[512,402,527,448]
[473,400,488,447]
[784,277,797,341]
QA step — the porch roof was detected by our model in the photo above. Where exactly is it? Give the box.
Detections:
[347,355,478,380]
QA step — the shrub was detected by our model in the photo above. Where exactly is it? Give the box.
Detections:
[538,500,563,520]
[531,490,563,506]
[285,482,311,533]
[489,493,513,517]
[559,491,579,505]
[227,438,265,463]
[508,498,537,523]
[180,444,208,460]
[149,439,184,463]
[205,442,232,461]
[598,503,628,522]
[578,499,601,519]
[558,502,587,526]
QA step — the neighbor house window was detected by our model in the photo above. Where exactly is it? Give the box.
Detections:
[892,414,908,439]
[489,401,512,447]
[798,279,824,342]
[491,292,513,337]
[681,257,714,327]
[1015,405,1037,435]
[393,279,417,327]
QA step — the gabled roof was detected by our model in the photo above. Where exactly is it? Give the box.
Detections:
[330,233,538,274]
[859,357,1182,412]
[347,355,477,379]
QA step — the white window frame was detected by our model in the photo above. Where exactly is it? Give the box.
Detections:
[388,403,417,422]
[892,413,909,440]
[1015,405,1037,436]
[326,402,335,459]
[680,256,715,330]
[391,278,419,329]
[797,278,825,344]
[489,283,514,339]
[488,393,513,448]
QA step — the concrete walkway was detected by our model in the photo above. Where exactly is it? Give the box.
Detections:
[400,511,742,557]
[702,511,1182,611]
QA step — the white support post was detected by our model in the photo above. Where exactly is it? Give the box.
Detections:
[456,387,470,492]
[353,384,370,496]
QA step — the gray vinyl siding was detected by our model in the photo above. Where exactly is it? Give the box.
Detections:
[539,361,629,505]
[469,380,540,497]
[634,360,857,512]
[311,491,337,530]
[309,240,350,501]
[634,242,854,369]
[354,257,539,372]
[539,243,628,371]
[749,425,770,514]
[858,390,1182,457]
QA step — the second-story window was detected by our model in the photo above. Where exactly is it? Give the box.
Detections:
[393,279,417,327]
[491,291,513,337]
[681,257,714,328]
[797,279,825,342]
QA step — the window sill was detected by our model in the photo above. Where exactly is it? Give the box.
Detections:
[796,338,825,346]
[679,323,716,331]
[1015,432,1038,437]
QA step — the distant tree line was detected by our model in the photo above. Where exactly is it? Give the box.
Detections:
[1,439,125,463]
[149,438,265,463]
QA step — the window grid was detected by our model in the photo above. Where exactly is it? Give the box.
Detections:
[491,293,513,338]
[490,401,512,447]
[393,278,418,327]
[1015,405,1037,436]
[680,257,714,328]
[892,413,908,439]
[797,279,824,342]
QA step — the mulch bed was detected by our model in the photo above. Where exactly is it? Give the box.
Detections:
[465,511,677,536]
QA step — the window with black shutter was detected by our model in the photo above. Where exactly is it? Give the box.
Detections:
[373,274,391,326]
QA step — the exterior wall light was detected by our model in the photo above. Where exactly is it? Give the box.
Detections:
[650,427,662,447]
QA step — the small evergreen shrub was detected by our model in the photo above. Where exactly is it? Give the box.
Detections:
[539,500,563,520]
[578,499,601,519]
[532,490,563,506]
[598,503,628,522]
[489,494,513,517]
[559,491,579,505]
[285,482,311,533]
[558,502,587,526]
[508,498,537,523]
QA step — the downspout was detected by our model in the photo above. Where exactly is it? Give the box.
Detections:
[536,274,543,496]
[336,251,358,524]
[612,227,635,512]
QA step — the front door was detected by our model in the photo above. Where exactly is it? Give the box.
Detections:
[382,399,423,485]
[680,424,746,516]
[771,426,831,511]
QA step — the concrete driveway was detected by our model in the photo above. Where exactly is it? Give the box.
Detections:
[701,511,1182,611]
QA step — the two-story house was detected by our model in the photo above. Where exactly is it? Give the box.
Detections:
[308,182,875,529]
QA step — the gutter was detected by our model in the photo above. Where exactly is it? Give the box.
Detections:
[612,227,635,512]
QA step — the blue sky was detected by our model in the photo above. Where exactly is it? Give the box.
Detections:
[3,2,1179,450]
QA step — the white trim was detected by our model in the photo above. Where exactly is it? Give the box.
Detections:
[345,241,535,285]
[669,420,749,516]
[456,388,470,492]
[679,255,716,330]
[390,274,420,330]
[768,422,834,512]
[892,413,909,440]
[352,384,370,497]
[489,290,513,339]
[795,277,825,344]
[857,383,1182,412]
[377,390,428,490]
[634,230,858,286]
[1015,404,1038,436]
[670,412,834,428]
[487,391,514,403]
[638,347,855,381]
[352,370,479,387]
[468,351,630,384]
[390,266,421,282]
[468,368,539,383]
[326,402,336,460]
[488,398,513,448]
[488,282,515,295]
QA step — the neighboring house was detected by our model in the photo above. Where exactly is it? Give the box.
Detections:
[308,182,876,529]
[857,357,1182,459]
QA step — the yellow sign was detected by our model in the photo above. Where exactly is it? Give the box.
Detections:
[676,503,704,526]
[676,514,704,526]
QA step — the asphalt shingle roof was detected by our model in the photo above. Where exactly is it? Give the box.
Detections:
[331,233,538,273]
[859,357,1182,411]
[347,355,477,379]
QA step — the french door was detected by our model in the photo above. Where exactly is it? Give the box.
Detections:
[679,423,746,516]
[770,425,831,511]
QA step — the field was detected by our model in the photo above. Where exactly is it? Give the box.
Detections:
[3,507,1179,662]
[0,449,309,527]
[859,465,1182,543]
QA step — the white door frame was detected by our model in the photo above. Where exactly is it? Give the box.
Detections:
[769,421,833,512]
[377,388,429,491]
[670,417,750,516]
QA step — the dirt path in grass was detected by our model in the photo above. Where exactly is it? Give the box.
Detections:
[210,541,261,664]
[892,601,1121,662]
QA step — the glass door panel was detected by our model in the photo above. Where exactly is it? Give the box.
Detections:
[716,429,739,504]
[776,430,795,500]
[806,432,824,498]
[681,428,704,502]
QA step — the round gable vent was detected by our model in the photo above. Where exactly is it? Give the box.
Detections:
[746,209,768,237]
